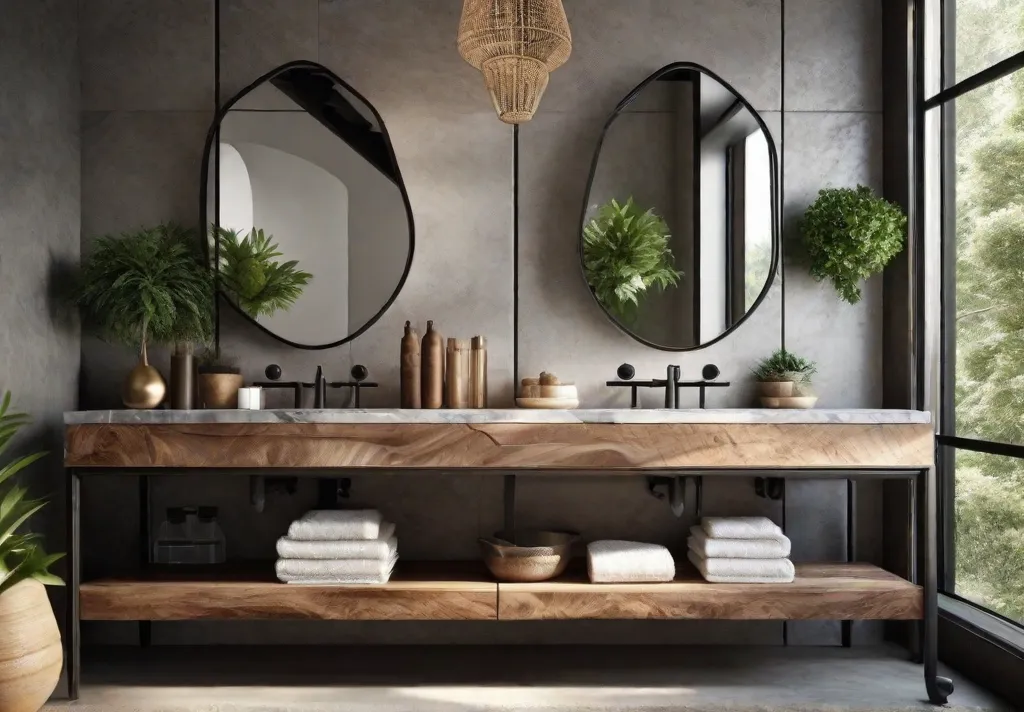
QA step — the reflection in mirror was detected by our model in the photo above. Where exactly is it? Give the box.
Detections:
[203,62,413,349]
[580,63,777,350]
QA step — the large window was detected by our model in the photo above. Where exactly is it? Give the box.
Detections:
[926,0,1024,627]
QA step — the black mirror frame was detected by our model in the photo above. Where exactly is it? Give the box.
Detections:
[199,59,415,351]
[577,61,780,352]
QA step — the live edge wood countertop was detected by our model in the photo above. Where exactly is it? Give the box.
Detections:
[64,409,933,471]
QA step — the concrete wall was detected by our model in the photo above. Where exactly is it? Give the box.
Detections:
[0,0,80,695]
[78,0,885,647]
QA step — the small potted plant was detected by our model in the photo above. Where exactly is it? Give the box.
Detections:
[582,197,681,321]
[196,349,244,409]
[751,348,817,407]
[74,224,213,409]
[801,185,907,304]
[0,392,64,712]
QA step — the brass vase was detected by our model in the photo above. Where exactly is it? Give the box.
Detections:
[122,342,166,409]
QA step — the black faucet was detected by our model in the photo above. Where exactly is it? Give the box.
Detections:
[313,365,325,408]
[664,364,681,409]
[607,363,730,409]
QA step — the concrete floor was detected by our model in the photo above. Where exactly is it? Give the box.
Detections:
[45,645,1010,711]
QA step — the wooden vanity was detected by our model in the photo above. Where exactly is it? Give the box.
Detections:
[62,408,952,704]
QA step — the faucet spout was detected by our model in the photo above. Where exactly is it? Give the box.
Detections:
[665,365,680,409]
[313,365,325,408]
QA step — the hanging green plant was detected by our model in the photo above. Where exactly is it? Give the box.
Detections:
[801,185,907,304]
[214,227,313,319]
[582,197,681,319]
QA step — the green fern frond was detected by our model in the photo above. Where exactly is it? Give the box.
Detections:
[0,391,61,595]
[582,198,682,321]
[214,227,313,319]
[74,224,214,349]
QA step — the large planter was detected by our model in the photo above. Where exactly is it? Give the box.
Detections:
[198,373,245,409]
[0,580,62,712]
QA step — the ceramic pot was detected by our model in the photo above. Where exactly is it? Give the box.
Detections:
[0,580,62,712]
[757,380,794,398]
[198,373,245,408]
[122,343,166,409]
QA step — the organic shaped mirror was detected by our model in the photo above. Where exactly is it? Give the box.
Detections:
[201,61,414,349]
[579,62,778,351]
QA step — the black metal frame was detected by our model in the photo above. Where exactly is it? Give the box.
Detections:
[919,0,1024,629]
[64,464,953,704]
[198,60,416,351]
[576,62,781,352]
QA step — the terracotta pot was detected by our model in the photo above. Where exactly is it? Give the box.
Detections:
[198,373,245,408]
[0,580,62,712]
[757,380,794,398]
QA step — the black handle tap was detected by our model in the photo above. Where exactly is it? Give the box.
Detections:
[313,365,325,408]
[665,365,680,408]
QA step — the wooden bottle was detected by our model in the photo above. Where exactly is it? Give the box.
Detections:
[446,338,470,409]
[400,321,421,408]
[470,336,487,408]
[421,320,444,409]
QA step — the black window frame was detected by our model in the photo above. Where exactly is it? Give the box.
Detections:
[921,0,1024,630]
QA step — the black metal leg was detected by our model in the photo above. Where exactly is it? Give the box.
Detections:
[66,470,81,700]
[910,477,923,664]
[842,478,857,647]
[922,466,954,704]
[503,474,516,533]
[138,476,151,647]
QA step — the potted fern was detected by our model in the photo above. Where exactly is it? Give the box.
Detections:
[74,224,213,409]
[0,393,64,712]
[582,198,681,321]
[752,348,817,407]
[801,185,907,304]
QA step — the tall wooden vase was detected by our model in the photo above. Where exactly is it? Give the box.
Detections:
[0,580,63,712]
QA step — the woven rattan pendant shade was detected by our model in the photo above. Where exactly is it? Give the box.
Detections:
[458,0,572,124]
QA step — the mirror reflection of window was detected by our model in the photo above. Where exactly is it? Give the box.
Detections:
[580,65,777,350]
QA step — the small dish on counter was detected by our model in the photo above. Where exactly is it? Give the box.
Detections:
[516,396,580,409]
[760,396,818,409]
[517,372,578,409]
[479,529,578,582]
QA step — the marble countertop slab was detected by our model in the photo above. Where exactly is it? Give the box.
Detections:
[65,408,932,425]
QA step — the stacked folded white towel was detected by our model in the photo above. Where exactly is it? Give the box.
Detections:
[687,516,794,584]
[588,540,676,583]
[275,509,398,585]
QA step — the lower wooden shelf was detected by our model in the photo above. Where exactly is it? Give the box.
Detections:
[80,562,498,621]
[497,563,923,621]
[79,562,921,623]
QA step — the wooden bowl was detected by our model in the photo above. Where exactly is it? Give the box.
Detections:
[760,395,818,409]
[479,530,578,582]
[520,384,577,399]
[516,397,579,409]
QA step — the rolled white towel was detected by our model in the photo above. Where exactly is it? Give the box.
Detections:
[587,540,675,583]
[701,516,783,540]
[287,509,383,541]
[688,525,791,559]
[275,551,398,584]
[687,550,794,583]
[277,526,397,560]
